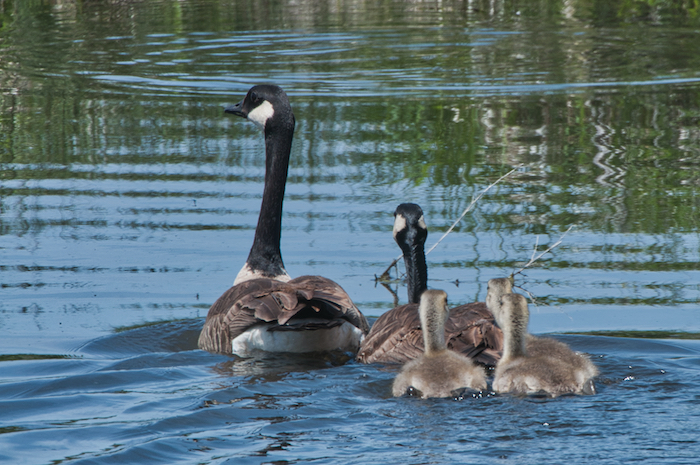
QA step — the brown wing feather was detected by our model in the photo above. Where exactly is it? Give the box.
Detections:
[288,275,370,333]
[357,301,503,367]
[198,275,369,354]
[445,302,503,367]
[357,304,423,364]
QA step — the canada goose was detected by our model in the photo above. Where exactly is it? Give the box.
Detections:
[357,203,504,366]
[392,289,488,398]
[198,85,369,355]
[491,293,598,396]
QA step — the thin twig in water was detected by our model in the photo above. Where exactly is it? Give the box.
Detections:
[376,168,517,281]
[510,226,575,321]
[529,236,540,267]
[511,224,575,278]
[425,168,517,256]
[514,284,573,320]
[375,259,400,282]
[515,285,542,309]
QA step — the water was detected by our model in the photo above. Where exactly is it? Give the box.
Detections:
[2,324,699,464]
[1,0,700,463]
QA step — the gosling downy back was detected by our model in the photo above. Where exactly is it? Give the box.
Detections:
[392,290,487,398]
[491,293,597,397]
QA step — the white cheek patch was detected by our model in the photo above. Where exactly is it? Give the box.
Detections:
[417,215,427,230]
[393,214,407,239]
[247,100,275,129]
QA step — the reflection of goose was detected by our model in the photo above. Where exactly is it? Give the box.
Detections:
[198,85,369,355]
[357,203,504,366]
[392,290,487,398]
[491,293,598,397]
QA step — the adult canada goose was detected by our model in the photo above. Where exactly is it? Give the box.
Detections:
[357,203,504,366]
[491,293,598,396]
[392,289,487,398]
[198,85,369,355]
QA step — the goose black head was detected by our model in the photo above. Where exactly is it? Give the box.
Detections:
[225,85,295,132]
[393,203,429,303]
[393,202,428,250]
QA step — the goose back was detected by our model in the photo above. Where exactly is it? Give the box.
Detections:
[199,275,369,354]
[358,301,502,366]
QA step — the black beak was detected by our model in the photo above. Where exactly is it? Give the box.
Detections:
[224,98,246,118]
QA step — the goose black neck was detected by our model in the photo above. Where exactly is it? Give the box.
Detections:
[246,120,295,277]
[402,240,428,304]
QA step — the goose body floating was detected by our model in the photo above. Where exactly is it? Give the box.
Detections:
[198,85,369,355]
[392,289,487,398]
[357,203,504,366]
[491,293,598,397]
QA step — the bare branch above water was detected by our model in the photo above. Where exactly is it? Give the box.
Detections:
[376,168,517,282]
[511,225,575,279]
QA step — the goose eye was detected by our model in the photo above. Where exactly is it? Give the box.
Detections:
[250,91,258,102]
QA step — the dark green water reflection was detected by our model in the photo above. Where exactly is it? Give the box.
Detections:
[1,0,699,341]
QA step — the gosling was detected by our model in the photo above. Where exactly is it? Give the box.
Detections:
[392,290,488,398]
[491,293,598,397]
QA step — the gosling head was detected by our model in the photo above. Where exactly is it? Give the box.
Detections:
[485,277,514,322]
[224,84,295,132]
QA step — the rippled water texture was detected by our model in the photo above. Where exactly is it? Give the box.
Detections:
[1,0,700,463]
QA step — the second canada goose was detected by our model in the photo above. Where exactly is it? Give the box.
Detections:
[392,290,488,398]
[198,85,369,355]
[491,293,598,396]
[357,203,504,366]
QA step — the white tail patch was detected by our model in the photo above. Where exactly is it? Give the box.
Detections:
[231,321,364,355]
[247,100,275,129]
